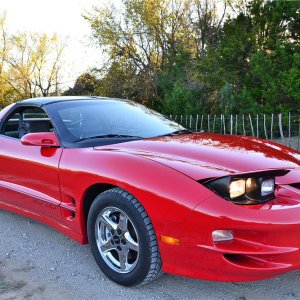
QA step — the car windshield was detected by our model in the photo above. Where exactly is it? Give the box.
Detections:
[47,99,185,144]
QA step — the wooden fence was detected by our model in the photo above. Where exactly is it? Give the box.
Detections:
[170,113,300,150]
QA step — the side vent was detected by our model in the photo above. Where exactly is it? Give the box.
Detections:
[61,195,76,221]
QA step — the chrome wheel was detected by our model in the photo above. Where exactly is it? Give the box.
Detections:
[95,206,139,274]
[88,188,162,286]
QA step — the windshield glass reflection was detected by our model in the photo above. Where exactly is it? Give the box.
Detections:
[51,100,184,142]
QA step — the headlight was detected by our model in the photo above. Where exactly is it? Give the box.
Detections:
[229,179,246,198]
[261,178,275,196]
[203,170,288,205]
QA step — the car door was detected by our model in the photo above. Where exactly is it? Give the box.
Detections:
[0,105,62,221]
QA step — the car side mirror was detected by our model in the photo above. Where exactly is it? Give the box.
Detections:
[21,132,61,147]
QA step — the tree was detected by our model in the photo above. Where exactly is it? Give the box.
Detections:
[85,0,197,105]
[5,32,65,99]
[159,46,203,115]
[84,0,298,115]
[63,72,98,96]
[0,10,66,109]
[0,14,15,108]
[190,0,228,56]
[198,0,300,114]
[85,0,229,110]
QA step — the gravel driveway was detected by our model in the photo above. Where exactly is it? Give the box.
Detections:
[0,210,299,300]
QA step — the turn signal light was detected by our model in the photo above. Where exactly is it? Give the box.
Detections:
[161,235,180,245]
[212,230,234,242]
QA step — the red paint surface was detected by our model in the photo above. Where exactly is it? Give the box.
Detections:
[1,111,300,281]
[21,132,61,147]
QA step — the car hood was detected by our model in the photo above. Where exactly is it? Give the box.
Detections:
[94,133,300,182]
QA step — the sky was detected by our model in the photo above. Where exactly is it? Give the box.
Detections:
[0,0,107,88]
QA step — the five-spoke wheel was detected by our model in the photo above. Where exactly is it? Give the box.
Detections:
[95,207,139,273]
[87,188,162,286]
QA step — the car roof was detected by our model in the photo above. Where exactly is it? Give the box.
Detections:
[19,96,127,106]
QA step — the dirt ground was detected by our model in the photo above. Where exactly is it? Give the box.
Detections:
[1,210,300,300]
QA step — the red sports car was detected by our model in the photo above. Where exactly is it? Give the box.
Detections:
[1,97,300,286]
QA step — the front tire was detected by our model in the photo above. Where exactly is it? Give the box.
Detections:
[87,188,162,286]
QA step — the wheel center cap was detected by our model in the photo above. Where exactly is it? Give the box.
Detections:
[113,236,120,243]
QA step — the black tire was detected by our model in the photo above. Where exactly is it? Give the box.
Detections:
[87,187,162,286]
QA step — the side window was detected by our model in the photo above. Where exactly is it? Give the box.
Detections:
[1,107,54,139]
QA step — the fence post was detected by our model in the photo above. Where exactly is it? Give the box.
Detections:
[278,113,285,145]
[271,113,274,141]
[297,117,300,151]
[235,115,238,135]
[230,114,233,135]
[200,114,203,131]
[223,115,226,134]
[195,114,199,131]
[288,112,291,148]
[180,115,183,124]
[256,114,259,138]
[207,115,210,132]
[189,115,192,129]
[185,115,188,126]
[263,114,268,139]
[242,114,246,136]
[213,115,216,133]
[249,114,254,137]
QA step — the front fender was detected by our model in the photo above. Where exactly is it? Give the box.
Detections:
[58,148,213,241]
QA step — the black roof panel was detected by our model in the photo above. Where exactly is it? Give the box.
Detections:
[19,96,125,106]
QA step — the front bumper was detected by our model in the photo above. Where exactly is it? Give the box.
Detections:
[158,184,300,281]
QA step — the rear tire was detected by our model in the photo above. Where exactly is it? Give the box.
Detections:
[87,187,162,286]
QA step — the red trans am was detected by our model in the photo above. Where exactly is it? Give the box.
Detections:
[1,96,300,286]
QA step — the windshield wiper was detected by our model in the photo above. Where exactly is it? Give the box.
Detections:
[76,134,143,142]
[156,129,194,138]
